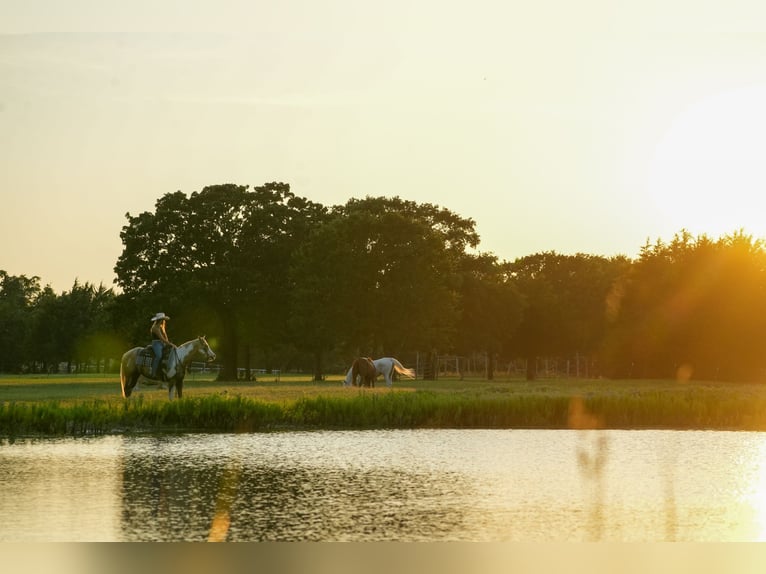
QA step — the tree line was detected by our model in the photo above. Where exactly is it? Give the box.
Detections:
[3,183,766,383]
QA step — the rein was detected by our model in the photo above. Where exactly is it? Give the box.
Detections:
[166,343,188,379]
[163,338,212,379]
[172,345,182,371]
[173,338,209,372]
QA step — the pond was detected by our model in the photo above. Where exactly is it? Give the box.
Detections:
[1,429,765,541]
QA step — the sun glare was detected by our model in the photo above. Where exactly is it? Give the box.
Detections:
[647,86,766,240]
[741,438,766,541]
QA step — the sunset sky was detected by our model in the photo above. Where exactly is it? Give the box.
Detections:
[3,1,766,293]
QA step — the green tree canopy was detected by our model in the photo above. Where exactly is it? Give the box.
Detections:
[603,230,766,381]
[453,253,525,379]
[288,196,480,379]
[0,271,42,372]
[25,280,118,372]
[507,252,629,379]
[114,182,328,380]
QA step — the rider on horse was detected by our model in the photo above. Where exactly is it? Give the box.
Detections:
[150,312,173,379]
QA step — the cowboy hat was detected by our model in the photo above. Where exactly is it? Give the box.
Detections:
[150,312,170,322]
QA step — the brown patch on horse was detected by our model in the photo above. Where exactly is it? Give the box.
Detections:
[351,356,377,387]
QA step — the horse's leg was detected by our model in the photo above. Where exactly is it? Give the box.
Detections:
[167,377,183,400]
[121,359,139,398]
[128,373,139,397]
[122,369,140,398]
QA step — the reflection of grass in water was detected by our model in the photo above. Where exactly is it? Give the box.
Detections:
[4,383,766,436]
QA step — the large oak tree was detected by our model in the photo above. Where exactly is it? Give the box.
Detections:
[114,182,327,380]
[289,196,480,379]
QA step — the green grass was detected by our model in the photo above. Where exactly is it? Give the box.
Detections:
[3,372,766,436]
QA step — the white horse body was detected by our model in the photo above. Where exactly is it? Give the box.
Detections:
[344,357,416,387]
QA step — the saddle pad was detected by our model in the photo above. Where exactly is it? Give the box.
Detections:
[138,348,154,372]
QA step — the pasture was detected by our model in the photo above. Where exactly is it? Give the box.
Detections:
[3,372,766,435]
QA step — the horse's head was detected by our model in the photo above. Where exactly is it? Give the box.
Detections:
[197,335,216,362]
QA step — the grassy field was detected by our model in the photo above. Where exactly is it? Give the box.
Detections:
[3,372,766,435]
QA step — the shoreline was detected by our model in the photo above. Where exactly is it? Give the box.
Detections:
[3,376,766,436]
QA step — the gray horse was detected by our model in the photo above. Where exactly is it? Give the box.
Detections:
[120,335,216,400]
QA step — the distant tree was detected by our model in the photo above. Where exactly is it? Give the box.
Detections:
[288,213,350,380]
[27,285,60,371]
[0,271,42,372]
[74,283,122,372]
[603,230,766,381]
[336,196,478,355]
[58,280,94,369]
[453,253,525,379]
[507,252,629,380]
[288,196,480,379]
[25,280,119,372]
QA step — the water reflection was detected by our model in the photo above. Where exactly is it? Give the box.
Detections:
[740,437,766,541]
[660,432,679,541]
[0,436,122,541]
[118,433,475,541]
[3,430,766,541]
[576,432,609,541]
[119,436,224,541]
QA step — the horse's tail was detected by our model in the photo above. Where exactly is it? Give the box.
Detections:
[391,358,416,379]
[120,354,130,398]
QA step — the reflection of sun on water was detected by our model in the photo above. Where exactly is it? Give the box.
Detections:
[744,438,766,541]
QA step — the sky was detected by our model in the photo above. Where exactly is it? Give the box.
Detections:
[3,1,766,293]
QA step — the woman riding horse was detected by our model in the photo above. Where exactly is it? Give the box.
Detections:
[150,312,173,379]
[120,335,216,400]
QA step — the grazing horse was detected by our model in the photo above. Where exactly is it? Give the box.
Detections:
[345,357,416,387]
[120,336,216,400]
[350,357,377,388]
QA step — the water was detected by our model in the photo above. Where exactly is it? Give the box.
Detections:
[1,429,766,541]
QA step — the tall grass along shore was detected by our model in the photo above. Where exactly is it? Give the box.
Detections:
[3,374,766,437]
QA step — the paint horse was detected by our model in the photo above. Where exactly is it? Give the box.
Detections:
[120,336,216,400]
[345,357,416,387]
[350,357,378,388]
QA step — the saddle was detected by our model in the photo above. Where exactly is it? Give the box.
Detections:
[138,345,171,381]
